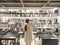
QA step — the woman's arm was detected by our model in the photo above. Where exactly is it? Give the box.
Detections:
[30,24,33,31]
[28,24,32,30]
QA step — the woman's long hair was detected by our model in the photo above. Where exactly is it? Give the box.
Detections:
[25,19,29,31]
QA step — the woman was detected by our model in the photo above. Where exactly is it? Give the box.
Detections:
[23,19,33,45]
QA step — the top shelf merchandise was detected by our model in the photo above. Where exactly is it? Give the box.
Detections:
[0,8,59,17]
[0,8,59,32]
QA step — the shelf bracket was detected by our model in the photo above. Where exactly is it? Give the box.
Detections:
[42,0,51,7]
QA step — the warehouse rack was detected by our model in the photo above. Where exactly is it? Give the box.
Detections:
[0,7,59,45]
[0,7,59,33]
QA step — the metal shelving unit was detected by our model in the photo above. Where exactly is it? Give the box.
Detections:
[0,8,59,32]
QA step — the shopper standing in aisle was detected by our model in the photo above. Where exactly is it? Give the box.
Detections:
[23,19,33,45]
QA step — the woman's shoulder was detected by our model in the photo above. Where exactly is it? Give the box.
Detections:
[25,23,32,27]
[29,23,32,26]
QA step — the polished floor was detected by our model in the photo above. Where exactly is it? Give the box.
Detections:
[20,37,60,45]
[1,37,60,45]
[20,38,42,45]
[1,35,60,45]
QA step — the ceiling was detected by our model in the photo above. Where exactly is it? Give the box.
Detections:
[0,0,60,7]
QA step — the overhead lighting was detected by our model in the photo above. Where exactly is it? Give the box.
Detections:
[26,9,33,13]
[8,9,20,12]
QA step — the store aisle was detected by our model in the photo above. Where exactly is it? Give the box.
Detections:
[20,37,60,45]
[20,38,42,45]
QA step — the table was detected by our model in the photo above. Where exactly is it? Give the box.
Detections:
[0,32,17,45]
[38,32,52,39]
[42,39,58,45]
[0,30,9,35]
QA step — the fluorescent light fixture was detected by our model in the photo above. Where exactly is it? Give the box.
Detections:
[26,9,34,13]
[8,9,20,12]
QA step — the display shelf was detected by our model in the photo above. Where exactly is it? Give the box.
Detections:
[0,17,57,19]
[36,27,55,28]
[0,27,8,28]
[0,8,59,33]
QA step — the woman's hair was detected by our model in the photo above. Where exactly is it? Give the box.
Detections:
[25,19,29,31]
[25,19,29,23]
[25,25,27,31]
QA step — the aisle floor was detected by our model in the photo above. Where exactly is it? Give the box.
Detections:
[20,37,60,45]
[20,38,41,45]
